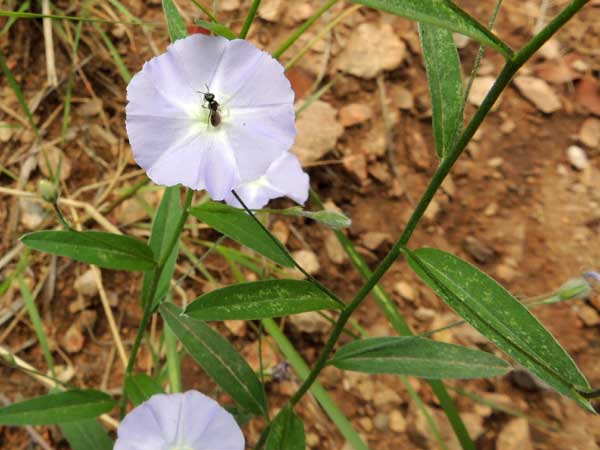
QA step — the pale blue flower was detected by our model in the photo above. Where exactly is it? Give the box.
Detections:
[126,35,296,201]
[225,152,309,209]
[114,391,244,450]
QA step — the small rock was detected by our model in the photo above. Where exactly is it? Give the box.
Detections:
[389,410,407,433]
[343,154,368,184]
[257,0,282,21]
[117,198,148,225]
[368,162,391,183]
[219,0,240,11]
[289,311,330,334]
[539,38,561,60]
[414,307,436,322]
[496,418,532,450]
[284,2,314,25]
[335,22,406,78]
[496,264,517,282]
[271,220,289,245]
[78,310,97,329]
[463,236,494,263]
[484,202,498,217]
[453,33,471,49]
[361,232,391,251]
[77,99,103,117]
[513,76,561,113]
[38,147,72,181]
[224,320,246,335]
[461,413,485,440]
[0,122,13,142]
[339,103,373,127]
[469,76,498,108]
[292,100,343,164]
[574,304,600,326]
[500,118,516,134]
[423,199,441,220]
[579,118,600,148]
[68,296,90,314]
[373,413,389,431]
[74,269,98,297]
[306,432,320,448]
[19,198,46,230]
[61,323,85,353]
[391,86,414,110]
[567,145,589,171]
[487,156,504,168]
[394,281,416,302]
[372,383,402,407]
[324,231,347,264]
[575,75,600,116]
[358,417,373,432]
[291,250,320,275]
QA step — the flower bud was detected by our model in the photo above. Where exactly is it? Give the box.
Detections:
[558,277,591,301]
[38,179,58,203]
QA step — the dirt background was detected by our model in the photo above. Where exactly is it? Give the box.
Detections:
[1,0,600,449]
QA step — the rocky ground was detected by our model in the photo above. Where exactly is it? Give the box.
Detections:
[1,0,600,449]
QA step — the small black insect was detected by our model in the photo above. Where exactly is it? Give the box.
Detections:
[200,85,221,127]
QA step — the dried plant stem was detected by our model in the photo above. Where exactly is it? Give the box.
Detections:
[42,0,58,87]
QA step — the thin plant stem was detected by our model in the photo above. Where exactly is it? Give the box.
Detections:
[239,0,260,39]
[282,0,590,418]
[18,274,56,378]
[189,0,218,22]
[230,190,345,307]
[272,0,338,59]
[119,188,193,416]
[164,292,182,392]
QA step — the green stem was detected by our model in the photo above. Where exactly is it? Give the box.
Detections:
[120,189,192,416]
[272,0,338,59]
[262,319,368,450]
[239,0,260,39]
[164,292,182,392]
[285,0,590,415]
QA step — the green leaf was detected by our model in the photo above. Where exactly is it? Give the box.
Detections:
[351,0,512,58]
[195,19,237,40]
[406,247,593,410]
[185,279,342,321]
[418,23,463,159]
[0,390,115,425]
[265,207,352,230]
[0,50,37,135]
[190,202,294,268]
[162,0,187,41]
[141,186,182,309]
[329,336,510,379]
[160,303,268,416]
[21,230,156,271]
[60,419,113,450]
[266,407,306,450]
[125,374,164,406]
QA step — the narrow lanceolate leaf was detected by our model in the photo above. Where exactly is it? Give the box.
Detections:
[195,19,237,40]
[329,337,510,379]
[186,279,342,321]
[406,248,593,410]
[160,303,268,416]
[351,0,512,58]
[0,390,115,425]
[21,230,156,271]
[60,419,113,450]
[190,202,294,268]
[418,23,463,159]
[266,407,306,450]
[162,0,187,41]
[141,186,182,309]
[125,374,164,406]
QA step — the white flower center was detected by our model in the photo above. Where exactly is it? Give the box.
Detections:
[170,446,193,450]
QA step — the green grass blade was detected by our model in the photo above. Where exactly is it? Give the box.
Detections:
[0,50,38,136]
[92,22,131,83]
[239,0,261,39]
[162,0,188,41]
[0,1,30,36]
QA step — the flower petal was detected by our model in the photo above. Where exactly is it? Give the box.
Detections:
[114,401,169,450]
[225,152,309,209]
[214,39,294,108]
[203,136,241,200]
[225,104,296,181]
[169,34,229,92]
[265,152,309,205]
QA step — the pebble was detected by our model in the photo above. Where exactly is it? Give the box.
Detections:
[257,0,282,21]
[292,100,343,164]
[38,147,72,181]
[224,320,246,336]
[291,250,320,275]
[335,23,406,78]
[423,199,441,220]
[74,269,98,297]
[389,410,407,433]
[339,103,373,127]
[219,0,240,11]
[0,122,13,142]
[496,418,533,450]
[358,417,373,432]
[463,236,494,263]
[61,323,85,354]
[361,232,390,251]
[271,220,289,245]
[513,76,561,114]
[392,86,414,110]
[414,307,436,322]
[324,231,347,264]
[76,99,103,117]
[289,311,330,334]
[496,264,517,282]
[393,281,416,302]
[343,154,368,184]
[19,198,46,230]
[574,304,600,327]
[566,145,589,171]
[306,432,320,448]
[468,76,498,108]
[579,118,600,148]
[373,413,389,431]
